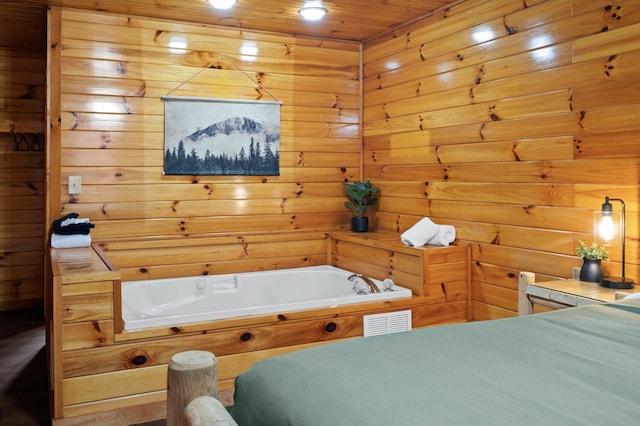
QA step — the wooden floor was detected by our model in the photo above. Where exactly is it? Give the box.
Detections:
[0,308,50,425]
[0,308,171,426]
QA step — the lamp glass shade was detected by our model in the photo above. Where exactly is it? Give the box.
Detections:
[593,210,621,247]
[593,197,634,289]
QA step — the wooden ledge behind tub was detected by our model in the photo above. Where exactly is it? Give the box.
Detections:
[48,231,470,425]
[330,230,471,314]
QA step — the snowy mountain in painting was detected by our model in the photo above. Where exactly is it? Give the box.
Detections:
[164,115,280,176]
[181,116,279,158]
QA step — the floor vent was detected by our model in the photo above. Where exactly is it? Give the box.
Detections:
[363,310,412,337]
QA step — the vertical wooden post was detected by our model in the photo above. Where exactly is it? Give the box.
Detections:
[46,7,63,419]
[518,271,536,316]
[167,350,218,426]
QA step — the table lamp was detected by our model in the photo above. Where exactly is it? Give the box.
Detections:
[593,196,635,289]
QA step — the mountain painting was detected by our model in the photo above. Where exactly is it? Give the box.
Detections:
[163,97,281,175]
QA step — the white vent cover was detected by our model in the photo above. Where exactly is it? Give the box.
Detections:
[363,310,412,337]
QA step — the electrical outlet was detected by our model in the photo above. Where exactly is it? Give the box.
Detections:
[68,176,81,195]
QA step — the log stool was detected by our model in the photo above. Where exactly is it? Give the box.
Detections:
[167,350,218,426]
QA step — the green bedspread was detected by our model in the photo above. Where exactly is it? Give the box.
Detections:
[229,300,640,425]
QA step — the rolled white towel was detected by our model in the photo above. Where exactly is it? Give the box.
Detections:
[51,233,91,248]
[427,225,456,246]
[400,217,440,247]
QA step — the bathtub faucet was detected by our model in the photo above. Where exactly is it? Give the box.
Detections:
[348,273,381,294]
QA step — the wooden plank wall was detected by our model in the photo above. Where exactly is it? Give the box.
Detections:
[363,0,640,320]
[0,3,47,310]
[48,9,361,256]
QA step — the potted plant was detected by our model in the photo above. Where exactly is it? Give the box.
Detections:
[575,240,609,282]
[343,180,380,232]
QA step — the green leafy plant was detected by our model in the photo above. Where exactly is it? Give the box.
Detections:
[343,180,380,217]
[576,240,609,260]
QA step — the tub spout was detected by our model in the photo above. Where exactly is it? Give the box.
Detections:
[348,273,381,294]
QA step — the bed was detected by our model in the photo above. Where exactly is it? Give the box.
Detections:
[228,296,640,425]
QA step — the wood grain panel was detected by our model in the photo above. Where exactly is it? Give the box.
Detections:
[470,263,524,291]
[0,2,46,310]
[61,281,114,297]
[60,76,360,109]
[367,158,639,184]
[423,182,574,206]
[62,319,114,350]
[470,300,516,321]
[363,0,640,319]
[574,22,640,63]
[364,0,526,64]
[60,58,359,95]
[39,0,458,43]
[59,182,347,203]
[63,365,167,405]
[365,136,575,165]
[62,294,114,323]
[95,231,330,282]
[117,254,328,282]
[472,280,518,312]
[49,7,362,257]
[103,239,328,268]
[84,213,350,240]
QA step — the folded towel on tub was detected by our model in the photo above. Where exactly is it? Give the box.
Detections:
[51,233,92,248]
[427,224,456,246]
[400,217,440,247]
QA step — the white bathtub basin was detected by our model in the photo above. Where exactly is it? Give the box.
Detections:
[122,265,413,330]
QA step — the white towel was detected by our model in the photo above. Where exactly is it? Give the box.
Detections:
[400,218,440,247]
[426,225,456,246]
[51,233,91,248]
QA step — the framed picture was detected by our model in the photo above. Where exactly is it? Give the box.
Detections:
[163,96,281,175]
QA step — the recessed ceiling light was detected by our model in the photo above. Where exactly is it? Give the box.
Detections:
[299,1,327,21]
[208,0,236,10]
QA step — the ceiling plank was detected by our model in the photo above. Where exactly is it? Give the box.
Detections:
[7,0,457,42]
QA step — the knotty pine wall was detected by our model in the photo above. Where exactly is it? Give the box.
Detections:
[0,3,47,311]
[45,1,640,320]
[47,8,361,275]
[363,0,640,320]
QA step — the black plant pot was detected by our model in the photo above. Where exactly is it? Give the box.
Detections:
[351,216,369,232]
[579,258,603,283]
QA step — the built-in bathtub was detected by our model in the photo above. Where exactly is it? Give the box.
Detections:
[122,265,413,330]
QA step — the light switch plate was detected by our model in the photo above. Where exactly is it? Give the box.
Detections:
[68,176,81,194]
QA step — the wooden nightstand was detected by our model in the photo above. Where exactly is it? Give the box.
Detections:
[518,271,640,316]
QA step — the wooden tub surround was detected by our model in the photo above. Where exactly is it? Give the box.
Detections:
[48,231,469,424]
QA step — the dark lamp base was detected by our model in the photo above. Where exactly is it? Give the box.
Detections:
[599,277,635,289]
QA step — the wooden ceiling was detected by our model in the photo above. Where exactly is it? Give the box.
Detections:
[10,0,458,42]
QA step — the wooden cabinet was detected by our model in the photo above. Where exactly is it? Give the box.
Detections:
[48,247,120,420]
